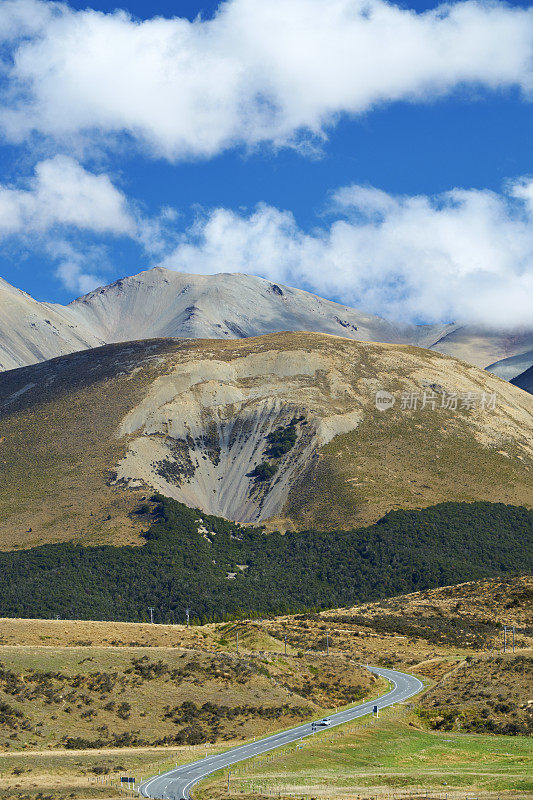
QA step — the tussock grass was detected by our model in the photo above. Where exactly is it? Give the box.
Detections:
[0,644,375,750]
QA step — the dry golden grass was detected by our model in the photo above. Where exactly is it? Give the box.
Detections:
[419,650,533,734]
[259,575,533,672]
[0,617,213,649]
[0,743,229,799]
[347,575,533,626]
[0,641,379,751]
[0,618,289,652]
[288,407,533,530]
[0,340,179,549]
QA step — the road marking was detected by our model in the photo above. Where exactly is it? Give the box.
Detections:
[139,667,423,799]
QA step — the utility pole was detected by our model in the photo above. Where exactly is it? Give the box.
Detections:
[284,634,287,656]
[236,631,239,655]
[504,624,516,653]
[148,606,155,624]
[326,631,329,655]
[185,608,190,628]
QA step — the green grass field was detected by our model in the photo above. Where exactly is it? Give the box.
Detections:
[198,708,533,799]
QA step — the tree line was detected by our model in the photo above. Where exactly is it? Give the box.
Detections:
[0,498,530,623]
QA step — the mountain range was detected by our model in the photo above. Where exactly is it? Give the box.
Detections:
[0,268,531,547]
[1,268,532,383]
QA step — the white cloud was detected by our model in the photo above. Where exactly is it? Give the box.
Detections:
[510,177,533,217]
[0,154,140,294]
[0,155,183,293]
[161,180,533,327]
[0,0,531,160]
[0,0,54,40]
[49,241,106,295]
[0,155,135,236]
[0,151,530,327]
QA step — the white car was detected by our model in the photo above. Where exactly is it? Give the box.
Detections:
[319,718,331,726]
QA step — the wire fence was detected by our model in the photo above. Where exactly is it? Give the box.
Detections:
[216,792,526,800]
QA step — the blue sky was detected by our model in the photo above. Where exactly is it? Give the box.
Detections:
[0,0,531,325]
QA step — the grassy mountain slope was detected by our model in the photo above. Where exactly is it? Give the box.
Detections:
[0,645,379,751]
[262,575,533,676]
[345,573,533,627]
[0,332,531,547]
[418,652,532,735]
[0,339,177,549]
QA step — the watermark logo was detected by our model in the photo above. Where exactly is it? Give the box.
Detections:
[375,389,498,412]
[375,390,396,412]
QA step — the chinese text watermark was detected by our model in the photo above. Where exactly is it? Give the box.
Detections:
[375,389,498,412]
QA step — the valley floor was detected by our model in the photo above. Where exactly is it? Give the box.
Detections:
[197,708,533,800]
[0,576,530,799]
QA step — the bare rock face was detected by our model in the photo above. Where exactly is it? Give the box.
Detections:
[1,268,531,379]
[115,349,363,522]
[0,269,415,370]
[119,398,320,523]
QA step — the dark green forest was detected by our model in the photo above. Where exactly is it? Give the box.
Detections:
[0,499,531,623]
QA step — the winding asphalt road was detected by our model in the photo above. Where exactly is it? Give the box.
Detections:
[139,666,423,800]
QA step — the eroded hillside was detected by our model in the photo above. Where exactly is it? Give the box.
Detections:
[0,332,531,546]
